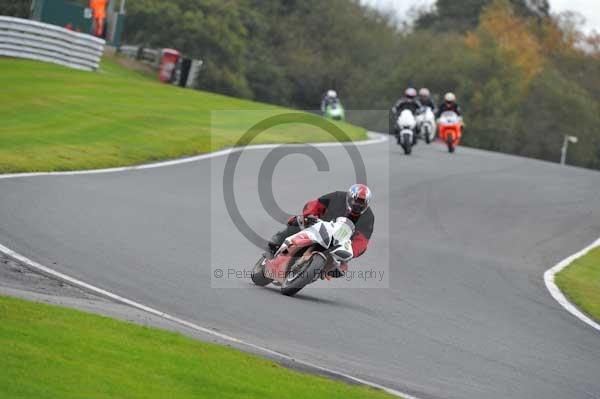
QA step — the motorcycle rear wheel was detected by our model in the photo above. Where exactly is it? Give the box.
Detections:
[281,255,326,296]
[251,255,273,286]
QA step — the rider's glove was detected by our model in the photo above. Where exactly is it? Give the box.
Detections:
[288,215,319,228]
[287,215,300,226]
[304,215,319,226]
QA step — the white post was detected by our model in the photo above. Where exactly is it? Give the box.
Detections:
[560,135,568,165]
[119,0,126,14]
[561,135,578,166]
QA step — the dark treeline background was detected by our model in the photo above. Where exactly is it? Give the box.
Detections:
[2,0,599,169]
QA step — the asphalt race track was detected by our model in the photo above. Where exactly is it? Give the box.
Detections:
[1,136,599,399]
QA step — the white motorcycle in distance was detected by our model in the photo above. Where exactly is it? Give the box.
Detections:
[416,106,437,144]
[252,217,355,296]
[395,109,417,155]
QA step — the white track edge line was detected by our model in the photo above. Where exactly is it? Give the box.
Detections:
[0,132,417,396]
[543,237,600,332]
[0,132,388,179]
[0,242,419,399]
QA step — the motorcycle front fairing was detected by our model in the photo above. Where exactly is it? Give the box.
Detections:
[419,107,436,128]
[397,109,416,132]
[328,218,354,263]
[439,111,461,125]
[438,111,462,143]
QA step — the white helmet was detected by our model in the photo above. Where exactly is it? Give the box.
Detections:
[405,88,417,99]
[444,92,456,103]
[419,88,431,98]
[327,90,338,99]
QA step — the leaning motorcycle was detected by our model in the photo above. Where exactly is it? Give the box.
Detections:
[324,102,345,121]
[416,106,437,144]
[396,109,416,155]
[251,217,354,296]
[437,111,462,153]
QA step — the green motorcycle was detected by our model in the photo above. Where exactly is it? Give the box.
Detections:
[324,101,345,121]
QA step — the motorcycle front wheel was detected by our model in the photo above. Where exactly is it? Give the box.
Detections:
[447,134,455,153]
[402,135,412,155]
[424,127,432,144]
[281,255,326,296]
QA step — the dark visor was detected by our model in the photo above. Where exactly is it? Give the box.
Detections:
[349,197,367,213]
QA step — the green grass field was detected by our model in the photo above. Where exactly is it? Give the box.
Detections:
[555,246,600,322]
[0,295,393,399]
[0,57,366,173]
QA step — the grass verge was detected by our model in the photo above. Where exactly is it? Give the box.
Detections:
[555,246,600,322]
[0,57,366,173]
[0,295,395,399]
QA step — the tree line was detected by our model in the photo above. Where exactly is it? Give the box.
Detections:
[2,0,598,169]
[123,0,600,169]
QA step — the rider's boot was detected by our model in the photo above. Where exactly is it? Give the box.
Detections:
[266,225,301,258]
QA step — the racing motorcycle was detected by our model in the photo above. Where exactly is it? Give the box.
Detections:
[395,109,417,155]
[438,111,462,153]
[416,106,437,144]
[324,101,345,121]
[251,217,355,296]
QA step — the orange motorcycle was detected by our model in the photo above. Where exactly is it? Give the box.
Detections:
[437,111,463,153]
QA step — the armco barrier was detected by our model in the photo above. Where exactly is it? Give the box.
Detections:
[0,16,105,71]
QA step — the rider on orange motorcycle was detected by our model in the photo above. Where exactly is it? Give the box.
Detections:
[267,184,374,278]
[436,92,462,118]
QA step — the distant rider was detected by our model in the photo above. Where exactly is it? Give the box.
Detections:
[418,88,436,112]
[267,184,374,279]
[392,88,421,115]
[321,90,340,113]
[436,92,462,118]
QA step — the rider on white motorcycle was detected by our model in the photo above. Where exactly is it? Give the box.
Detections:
[418,88,436,112]
[416,88,437,139]
[392,88,421,116]
[267,184,374,279]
